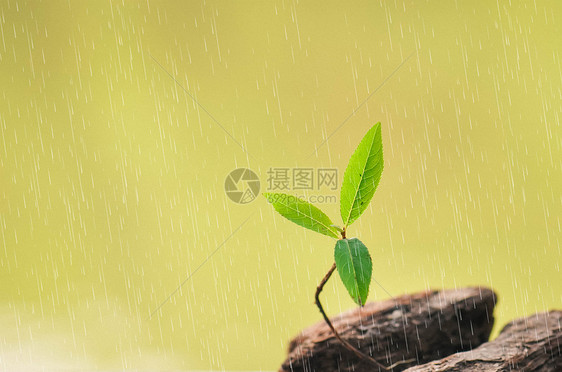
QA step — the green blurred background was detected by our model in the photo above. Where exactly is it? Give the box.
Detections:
[1,0,560,370]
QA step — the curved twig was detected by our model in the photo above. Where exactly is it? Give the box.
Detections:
[314,262,415,370]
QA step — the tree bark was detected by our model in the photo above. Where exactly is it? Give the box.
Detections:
[405,310,562,372]
[280,287,497,372]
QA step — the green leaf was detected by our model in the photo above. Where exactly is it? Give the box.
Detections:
[334,238,372,306]
[340,123,384,227]
[330,225,344,233]
[263,193,339,238]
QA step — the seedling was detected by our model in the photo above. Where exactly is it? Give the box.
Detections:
[264,123,411,369]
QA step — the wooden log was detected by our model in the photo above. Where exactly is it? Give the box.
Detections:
[405,310,562,372]
[280,287,497,372]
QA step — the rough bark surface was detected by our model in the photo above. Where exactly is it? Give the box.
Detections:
[281,287,497,372]
[405,310,562,372]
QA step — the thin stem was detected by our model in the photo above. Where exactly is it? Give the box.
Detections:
[315,263,415,371]
[315,263,387,369]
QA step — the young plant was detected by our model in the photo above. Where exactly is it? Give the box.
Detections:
[264,123,409,369]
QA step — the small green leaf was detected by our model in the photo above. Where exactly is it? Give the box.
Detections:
[263,193,339,238]
[334,238,372,306]
[340,123,384,227]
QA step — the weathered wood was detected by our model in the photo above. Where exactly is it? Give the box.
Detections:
[281,287,497,372]
[405,310,562,372]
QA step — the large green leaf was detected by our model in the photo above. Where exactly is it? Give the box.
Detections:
[340,123,384,227]
[263,193,339,238]
[334,238,372,306]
